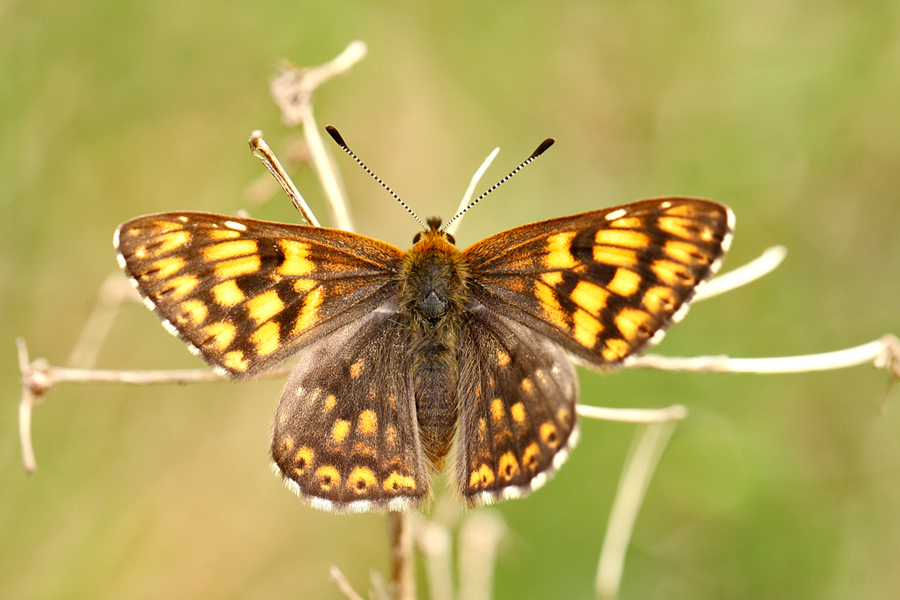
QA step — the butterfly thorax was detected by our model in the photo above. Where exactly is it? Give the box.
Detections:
[396,219,471,469]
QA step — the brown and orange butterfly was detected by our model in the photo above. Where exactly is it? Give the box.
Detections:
[115,131,733,513]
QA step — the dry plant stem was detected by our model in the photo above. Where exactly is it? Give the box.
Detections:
[270,41,368,232]
[67,274,137,369]
[444,147,499,238]
[413,516,453,600]
[695,245,787,301]
[596,422,676,600]
[249,132,320,226]
[457,511,507,600]
[390,512,415,600]
[628,334,900,377]
[577,403,687,423]
[331,566,367,600]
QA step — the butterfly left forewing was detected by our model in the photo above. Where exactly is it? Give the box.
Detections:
[115,212,403,378]
[462,198,733,368]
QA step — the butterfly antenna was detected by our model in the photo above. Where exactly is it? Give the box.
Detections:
[441,138,555,233]
[325,126,427,230]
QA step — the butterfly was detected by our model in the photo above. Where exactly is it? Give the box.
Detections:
[114,134,733,513]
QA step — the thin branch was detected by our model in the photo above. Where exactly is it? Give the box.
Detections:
[331,566,367,600]
[389,512,415,600]
[577,404,688,423]
[249,131,320,226]
[444,147,499,237]
[695,245,787,302]
[596,422,676,600]
[270,41,368,231]
[627,335,900,377]
[457,511,507,600]
[66,274,137,368]
[412,515,453,600]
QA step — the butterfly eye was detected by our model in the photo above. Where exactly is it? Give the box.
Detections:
[413,232,423,244]
[445,233,456,245]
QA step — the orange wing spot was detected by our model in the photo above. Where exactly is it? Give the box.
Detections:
[664,240,702,265]
[212,280,245,307]
[594,229,650,249]
[593,245,638,268]
[281,436,295,451]
[215,255,261,279]
[498,451,521,481]
[496,349,511,367]
[543,232,578,269]
[330,419,350,444]
[601,338,631,362]
[357,409,377,435]
[222,350,249,372]
[350,359,364,378]
[203,239,258,261]
[203,322,236,351]
[699,226,715,242]
[652,259,693,287]
[179,299,208,326]
[520,378,534,394]
[150,256,185,279]
[541,271,563,286]
[163,275,199,300]
[291,287,324,336]
[314,465,341,490]
[557,407,572,425]
[522,442,542,470]
[571,280,610,316]
[154,230,192,255]
[573,309,603,348]
[491,398,506,424]
[141,219,184,236]
[657,216,697,239]
[609,217,642,229]
[277,240,314,276]
[385,424,399,446]
[348,466,378,493]
[384,471,417,492]
[477,418,488,438]
[469,464,495,488]
[539,422,560,449]
[292,279,317,293]
[615,308,652,341]
[607,268,642,297]
[247,289,284,324]
[535,282,568,329]
[324,394,337,411]
[208,229,241,240]
[353,442,377,458]
[250,321,280,356]
[643,286,677,314]
[510,402,527,424]
[666,203,703,217]
[294,446,314,473]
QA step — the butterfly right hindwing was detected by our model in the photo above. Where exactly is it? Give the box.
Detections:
[271,302,430,513]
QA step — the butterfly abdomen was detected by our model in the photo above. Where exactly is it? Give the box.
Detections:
[397,226,471,469]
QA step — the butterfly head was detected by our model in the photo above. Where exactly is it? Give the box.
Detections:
[412,216,456,247]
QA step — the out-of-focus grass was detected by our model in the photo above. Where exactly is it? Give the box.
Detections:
[2,2,899,598]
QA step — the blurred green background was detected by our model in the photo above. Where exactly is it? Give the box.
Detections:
[3,1,900,598]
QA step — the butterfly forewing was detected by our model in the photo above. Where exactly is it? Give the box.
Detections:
[115,212,403,378]
[271,304,430,512]
[462,198,733,368]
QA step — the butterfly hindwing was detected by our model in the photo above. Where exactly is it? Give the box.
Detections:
[457,301,579,505]
[462,198,733,368]
[115,212,403,378]
[271,302,431,512]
